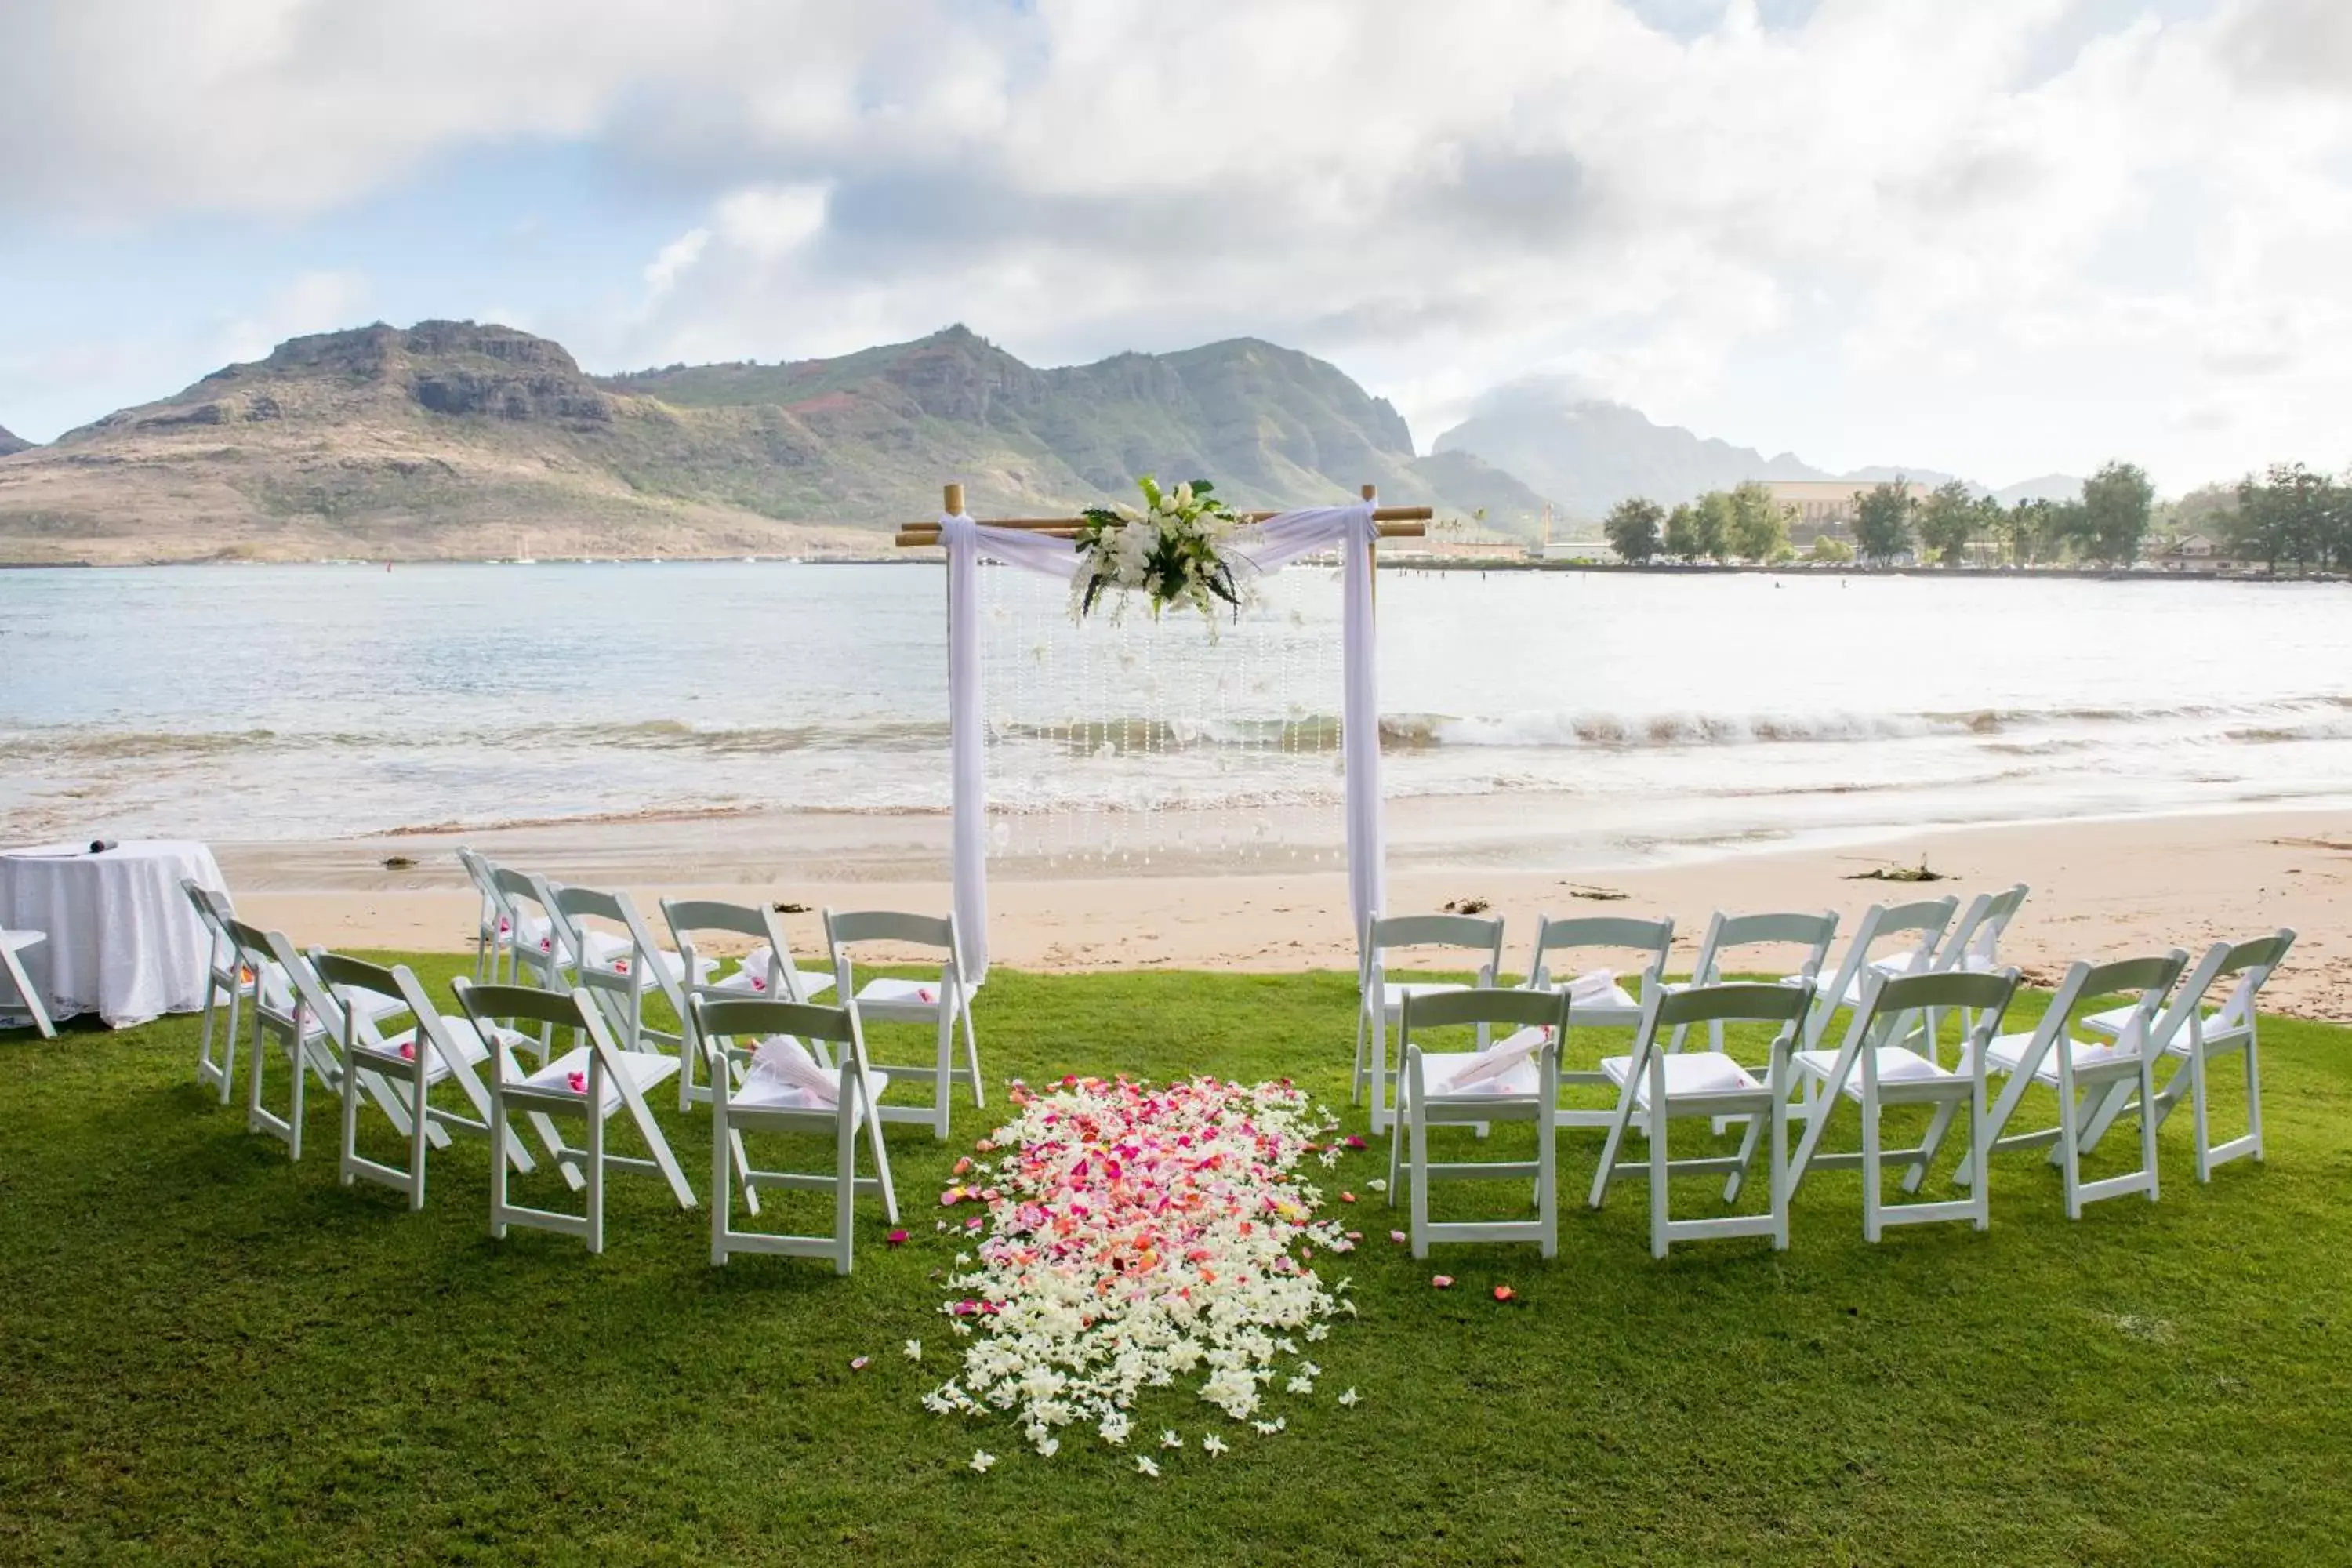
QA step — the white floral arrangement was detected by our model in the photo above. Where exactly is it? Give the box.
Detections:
[1070,475,1257,626]
[924,1073,1356,1464]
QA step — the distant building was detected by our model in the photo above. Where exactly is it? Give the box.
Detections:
[1534,539,1620,562]
[2153,532,2242,572]
[1752,479,1934,542]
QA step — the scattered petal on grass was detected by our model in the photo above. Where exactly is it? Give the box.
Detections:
[849,1356,869,1371]
[1339,1191,1357,1203]
[1254,1417,1287,1435]
[1344,1134,1367,1149]
[886,1229,909,1247]
[1493,1285,1515,1302]
[904,1340,923,1361]
[1136,1456,1161,1477]
[969,1450,996,1474]
[1200,1433,1229,1457]
[1338,1388,1360,1407]
[1161,1429,1183,1450]
[1432,1275,1454,1289]
[1390,1230,1408,1244]
[1366,1179,1388,1193]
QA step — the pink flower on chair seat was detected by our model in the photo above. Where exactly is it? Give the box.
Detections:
[398,1042,416,1062]
[749,975,767,991]
[568,1070,586,1094]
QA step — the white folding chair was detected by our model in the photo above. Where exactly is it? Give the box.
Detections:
[1356,913,1505,1136]
[823,909,982,1142]
[0,924,56,1040]
[321,951,555,1210]
[1795,897,1958,1052]
[1786,967,2021,1240]
[694,995,900,1273]
[1522,914,1673,1134]
[491,868,601,993]
[455,847,507,981]
[233,923,412,1162]
[1958,952,2187,1219]
[1387,986,1569,1258]
[1588,981,1817,1258]
[1671,909,1838,1054]
[548,883,713,1058]
[182,881,252,1099]
[2078,929,2296,1183]
[659,897,836,1112]
[455,979,697,1253]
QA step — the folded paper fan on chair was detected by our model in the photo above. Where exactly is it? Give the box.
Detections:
[1445,1026,1552,1091]
[1566,969,1623,1004]
[750,1035,839,1106]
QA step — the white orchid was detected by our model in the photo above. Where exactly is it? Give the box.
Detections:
[904,1339,923,1362]
[1338,1387,1360,1408]
[1136,1456,1161,1478]
[969,1450,996,1474]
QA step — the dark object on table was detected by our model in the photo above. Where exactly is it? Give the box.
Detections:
[89,840,118,855]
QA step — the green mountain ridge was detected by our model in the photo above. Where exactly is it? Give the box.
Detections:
[0,321,1554,564]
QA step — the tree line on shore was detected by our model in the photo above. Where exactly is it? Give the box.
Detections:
[1597,460,2350,572]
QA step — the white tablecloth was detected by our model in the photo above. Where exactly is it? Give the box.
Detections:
[0,840,226,1029]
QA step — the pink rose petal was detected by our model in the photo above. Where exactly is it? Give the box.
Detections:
[1432,1275,1454,1289]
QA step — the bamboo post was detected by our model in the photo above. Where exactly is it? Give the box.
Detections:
[943,482,964,518]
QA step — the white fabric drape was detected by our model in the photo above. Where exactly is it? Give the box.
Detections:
[939,503,1383,980]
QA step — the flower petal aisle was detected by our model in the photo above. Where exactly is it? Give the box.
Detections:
[925,1074,1356,1461]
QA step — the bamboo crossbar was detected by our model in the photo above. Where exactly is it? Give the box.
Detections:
[895,506,1431,549]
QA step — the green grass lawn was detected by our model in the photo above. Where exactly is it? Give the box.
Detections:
[4,960,2350,1566]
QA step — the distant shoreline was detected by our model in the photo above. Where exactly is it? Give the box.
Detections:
[1,554,2340,584]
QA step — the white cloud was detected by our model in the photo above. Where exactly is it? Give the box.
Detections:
[5,0,2352,487]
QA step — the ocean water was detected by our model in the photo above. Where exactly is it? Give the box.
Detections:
[3,561,2348,862]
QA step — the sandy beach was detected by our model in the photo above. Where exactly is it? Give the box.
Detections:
[220,804,2350,1022]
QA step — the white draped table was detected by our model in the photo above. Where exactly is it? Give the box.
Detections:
[0,840,224,1029]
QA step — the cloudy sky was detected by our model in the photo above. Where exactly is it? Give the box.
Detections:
[2,0,2347,490]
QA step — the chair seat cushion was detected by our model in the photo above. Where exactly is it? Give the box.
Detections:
[2083,1004,2234,1053]
[361,1018,521,1082]
[708,964,835,1000]
[1600,1051,1761,1105]
[855,977,951,1011]
[734,1069,889,1120]
[1793,1045,1952,1095]
[521,1047,682,1113]
[1983,1031,2124,1084]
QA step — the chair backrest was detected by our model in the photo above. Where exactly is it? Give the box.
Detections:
[311,950,428,1051]
[693,996,860,1052]
[1399,985,1573,1039]
[1526,915,1674,993]
[182,880,238,977]
[2011,952,2187,1076]
[1674,909,1838,1052]
[1362,913,1506,986]
[664,898,807,1003]
[1850,967,2021,1080]
[1809,897,1958,1040]
[825,908,966,982]
[1938,884,2029,972]
[456,847,499,909]
[452,978,596,1037]
[1652,980,1817,1033]
[2155,928,2296,1047]
[489,868,560,964]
